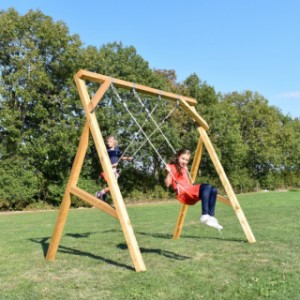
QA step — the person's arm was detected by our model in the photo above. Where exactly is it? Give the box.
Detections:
[121,156,133,161]
[164,165,172,188]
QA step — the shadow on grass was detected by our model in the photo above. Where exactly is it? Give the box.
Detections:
[29,237,50,256]
[29,231,100,256]
[65,232,96,238]
[117,243,191,260]
[28,227,246,273]
[63,228,246,244]
[29,237,135,271]
[136,231,247,243]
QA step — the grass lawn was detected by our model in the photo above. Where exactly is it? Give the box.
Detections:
[0,191,300,299]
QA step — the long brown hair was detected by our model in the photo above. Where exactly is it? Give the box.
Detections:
[170,148,191,174]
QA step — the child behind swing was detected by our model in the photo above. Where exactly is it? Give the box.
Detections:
[165,148,223,230]
[95,135,133,201]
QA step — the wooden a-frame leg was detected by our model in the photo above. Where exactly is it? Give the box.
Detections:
[90,119,146,272]
[75,76,146,272]
[198,127,256,243]
[173,204,188,239]
[46,122,90,260]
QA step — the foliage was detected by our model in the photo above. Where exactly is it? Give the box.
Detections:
[0,8,300,210]
[223,91,300,189]
[0,8,83,207]
[0,156,42,210]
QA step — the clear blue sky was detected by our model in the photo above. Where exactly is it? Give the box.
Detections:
[2,0,300,118]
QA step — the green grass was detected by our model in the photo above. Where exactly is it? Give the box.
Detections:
[1,191,300,299]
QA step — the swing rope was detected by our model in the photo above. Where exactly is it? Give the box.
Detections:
[131,91,194,183]
[132,88,177,154]
[129,101,178,160]
[117,101,160,164]
[110,83,168,166]
[110,83,195,200]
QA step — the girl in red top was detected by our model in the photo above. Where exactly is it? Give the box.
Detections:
[165,148,223,230]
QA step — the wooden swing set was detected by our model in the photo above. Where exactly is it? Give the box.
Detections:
[46,70,256,272]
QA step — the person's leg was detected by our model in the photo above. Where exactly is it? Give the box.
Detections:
[199,184,211,216]
[199,184,223,230]
[208,187,217,216]
[96,169,118,201]
[96,187,109,201]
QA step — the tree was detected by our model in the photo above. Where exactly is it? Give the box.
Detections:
[222,91,291,189]
[1,8,299,210]
[278,116,300,187]
[0,8,83,205]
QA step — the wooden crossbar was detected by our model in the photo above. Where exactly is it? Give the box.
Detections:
[77,69,198,105]
[70,186,118,218]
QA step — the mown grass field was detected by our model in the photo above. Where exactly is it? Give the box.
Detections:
[0,191,299,300]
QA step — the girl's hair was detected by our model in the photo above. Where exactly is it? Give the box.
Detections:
[106,135,118,146]
[170,148,191,174]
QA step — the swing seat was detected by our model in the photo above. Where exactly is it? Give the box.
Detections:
[176,191,198,206]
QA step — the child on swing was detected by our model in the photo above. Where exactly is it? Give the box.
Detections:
[95,135,133,201]
[165,148,223,230]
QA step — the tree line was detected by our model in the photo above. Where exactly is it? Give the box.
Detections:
[1,8,299,210]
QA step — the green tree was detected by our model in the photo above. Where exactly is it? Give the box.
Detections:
[278,116,300,187]
[223,91,288,189]
[2,8,299,211]
[0,8,83,206]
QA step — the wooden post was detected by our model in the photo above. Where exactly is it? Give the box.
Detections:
[77,69,198,105]
[46,122,90,260]
[173,134,204,239]
[179,98,209,131]
[70,186,118,218]
[173,204,188,240]
[198,127,256,243]
[74,75,146,272]
[190,135,204,181]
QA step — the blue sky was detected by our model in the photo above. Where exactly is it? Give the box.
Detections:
[2,0,300,118]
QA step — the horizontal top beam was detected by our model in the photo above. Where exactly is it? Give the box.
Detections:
[76,69,198,106]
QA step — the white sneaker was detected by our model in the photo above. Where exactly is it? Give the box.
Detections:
[200,214,210,224]
[208,216,223,230]
[201,215,223,230]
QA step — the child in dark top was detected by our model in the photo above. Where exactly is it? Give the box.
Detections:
[95,135,132,201]
[165,148,223,230]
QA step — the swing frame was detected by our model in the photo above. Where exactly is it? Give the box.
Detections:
[46,69,256,272]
